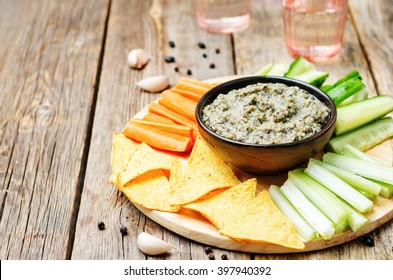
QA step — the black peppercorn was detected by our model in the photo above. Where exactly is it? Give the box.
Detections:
[168,41,175,48]
[209,63,215,69]
[204,247,212,254]
[360,235,375,247]
[187,69,192,75]
[174,66,179,72]
[202,53,207,58]
[120,226,128,236]
[198,42,206,49]
[215,48,220,54]
[165,56,175,63]
[221,254,228,260]
[97,222,105,231]
[207,252,215,260]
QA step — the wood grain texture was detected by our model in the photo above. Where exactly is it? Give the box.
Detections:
[71,0,249,260]
[0,0,109,259]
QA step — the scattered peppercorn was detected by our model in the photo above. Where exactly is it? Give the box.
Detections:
[198,42,206,49]
[187,69,192,75]
[360,235,375,247]
[120,226,128,236]
[207,252,215,260]
[174,66,179,72]
[202,53,207,58]
[209,63,215,69]
[221,254,228,260]
[165,56,175,63]
[215,48,220,54]
[168,41,175,48]
[204,247,213,254]
[97,222,105,231]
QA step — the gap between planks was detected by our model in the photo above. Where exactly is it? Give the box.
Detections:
[65,0,113,260]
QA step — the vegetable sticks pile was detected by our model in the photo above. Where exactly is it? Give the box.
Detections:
[122,78,217,152]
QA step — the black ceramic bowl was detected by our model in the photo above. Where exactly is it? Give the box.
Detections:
[196,76,337,175]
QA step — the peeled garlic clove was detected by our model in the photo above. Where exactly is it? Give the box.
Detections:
[128,49,149,69]
[137,232,176,255]
[137,75,169,93]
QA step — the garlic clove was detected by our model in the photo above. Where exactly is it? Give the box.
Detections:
[128,49,149,69]
[136,75,170,93]
[137,232,176,255]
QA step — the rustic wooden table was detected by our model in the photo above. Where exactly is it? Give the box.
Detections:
[1,0,392,260]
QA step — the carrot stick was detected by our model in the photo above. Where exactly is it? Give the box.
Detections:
[130,119,193,138]
[159,90,197,122]
[148,102,198,130]
[171,88,201,102]
[122,123,193,152]
[142,112,176,124]
[176,77,217,90]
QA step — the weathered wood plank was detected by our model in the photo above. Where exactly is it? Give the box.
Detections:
[0,0,109,259]
[72,0,249,260]
[233,0,392,260]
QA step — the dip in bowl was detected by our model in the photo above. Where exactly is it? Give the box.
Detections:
[196,76,336,175]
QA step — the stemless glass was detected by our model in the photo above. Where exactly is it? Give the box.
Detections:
[194,0,250,33]
[282,0,348,62]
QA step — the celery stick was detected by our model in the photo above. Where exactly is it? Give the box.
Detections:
[377,181,393,198]
[280,180,335,240]
[341,144,388,165]
[337,198,368,232]
[269,185,318,241]
[335,95,393,135]
[323,152,393,185]
[288,169,349,233]
[305,161,373,213]
[312,159,381,196]
[326,76,365,105]
[326,117,393,153]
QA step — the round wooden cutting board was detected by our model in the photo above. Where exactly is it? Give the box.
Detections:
[131,76,393,254]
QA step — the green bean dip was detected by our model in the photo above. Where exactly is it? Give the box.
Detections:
[202,83,330,145]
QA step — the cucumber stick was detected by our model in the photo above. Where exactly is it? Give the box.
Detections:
[269,185,318,241]
[326,76,365,105]
[337,89,368,107]
[280,180,335,240]
[327,117,393,153]
[255,63,273,75]
[284,57,315,78]
[335,95,393,135]
[305,161,373,213]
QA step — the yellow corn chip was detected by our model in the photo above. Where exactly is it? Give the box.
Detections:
[109,132,138,184]
[183,178,257,230]
[219,190,305,250]
[121,169,179,212]
[170,136,240,205]
[119,142,172,185]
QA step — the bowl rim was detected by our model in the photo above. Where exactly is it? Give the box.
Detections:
[195,75,337,148]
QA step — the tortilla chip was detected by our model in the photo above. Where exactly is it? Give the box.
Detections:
[109,132,138,184]
[183,178,257,230]
[121,169,179,212]
[170,136,240,205]
[119,142,172,185]
[219,190,305,250]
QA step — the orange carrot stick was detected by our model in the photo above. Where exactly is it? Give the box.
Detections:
[176,77,217,90]
[130,119,193,138]
[142,112,176,124]
[122,123,193,152]
[148,103,198,130]
[159,90,197,122]
[171,88,201,102]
